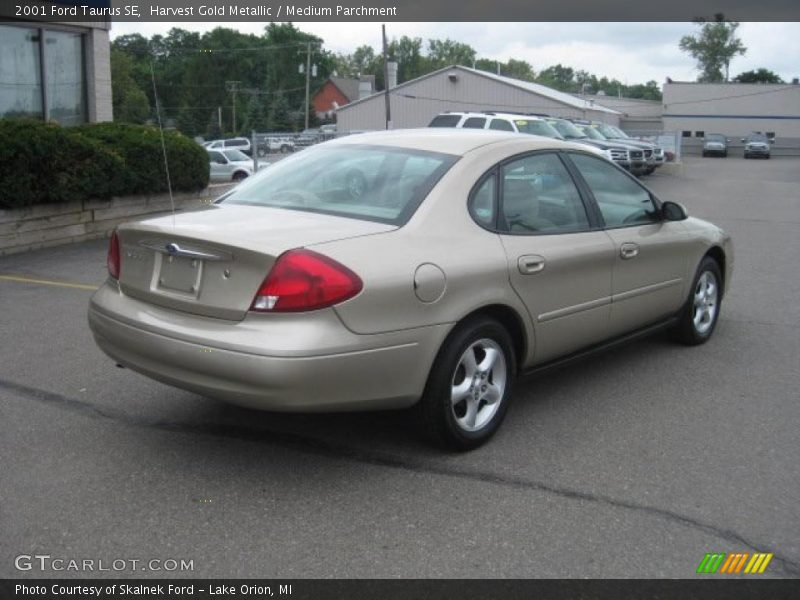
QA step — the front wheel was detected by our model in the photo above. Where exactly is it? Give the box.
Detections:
[417,317,516,451]
[673,257,722,345]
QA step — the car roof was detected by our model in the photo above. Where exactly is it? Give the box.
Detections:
[437,111,547,120]
[327,128,580,156]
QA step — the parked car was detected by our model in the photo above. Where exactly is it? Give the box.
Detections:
[205,137,252,156]
[702,134,729,157]
[208,149,269,183]
[255,136,295,157]
[572,123,649,174]
[429,111,608,160]
[584,122,665,174]
[742,133,771,159]
[295,128,321,148]
[89,129,732,450]
[546,118,648,175]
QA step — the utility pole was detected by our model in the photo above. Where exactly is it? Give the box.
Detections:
[382,24,391,130]
[304,42,311,130]
[226,80,241,134]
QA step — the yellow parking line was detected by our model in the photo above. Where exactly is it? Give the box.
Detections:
[0,274,98,291]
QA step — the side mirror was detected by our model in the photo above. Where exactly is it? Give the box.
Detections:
[662,201,688,221]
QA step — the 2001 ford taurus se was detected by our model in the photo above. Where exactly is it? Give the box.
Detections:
[89,129,733,450]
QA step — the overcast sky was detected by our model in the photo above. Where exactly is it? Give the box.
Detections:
[110,22,800,85]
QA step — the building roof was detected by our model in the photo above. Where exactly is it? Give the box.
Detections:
[338,65,621,115]
[322,75,376,103]
[459,66,621,115]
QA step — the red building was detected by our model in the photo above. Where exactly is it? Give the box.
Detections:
[312,76,375,121]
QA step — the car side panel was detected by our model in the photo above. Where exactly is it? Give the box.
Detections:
[604,222,692,336]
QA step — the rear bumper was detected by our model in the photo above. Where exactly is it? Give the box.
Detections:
[88,282,448,412]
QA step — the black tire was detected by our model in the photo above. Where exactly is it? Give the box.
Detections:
[257,147,268,158]
[232,171,248,182]
[280,145,290,154]
[673,256,723,346]
[416,317,516,451]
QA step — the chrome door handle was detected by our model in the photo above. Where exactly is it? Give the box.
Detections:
[518,255,545,274]
[620,243,639,260]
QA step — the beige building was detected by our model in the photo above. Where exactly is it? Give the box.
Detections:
[663,82,800,141]
[578,94,663,132]
[336,65,621,132]
[0,20,113,124]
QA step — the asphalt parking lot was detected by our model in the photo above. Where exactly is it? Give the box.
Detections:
[1,155,798,579]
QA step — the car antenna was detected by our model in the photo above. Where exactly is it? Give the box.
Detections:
[150,59,176,228]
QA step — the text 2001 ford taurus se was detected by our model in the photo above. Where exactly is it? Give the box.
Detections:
[89,129,733,450]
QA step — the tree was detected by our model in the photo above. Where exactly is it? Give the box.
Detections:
[389,36,425,83]
[242,93,270,133]
[535,64,576,91]
[679,14,747,82]
[733,68,784,83]
[426,39,476,69]
[110,49,150,123]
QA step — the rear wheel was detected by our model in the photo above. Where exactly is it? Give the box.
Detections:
[673,257,722,345]
[417,317,516,451]
[232,171,248,182]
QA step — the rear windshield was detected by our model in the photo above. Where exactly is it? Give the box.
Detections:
[221,144,458,225]
[706,134,726,142]
[223,149,249,162]
[429,115,462,127]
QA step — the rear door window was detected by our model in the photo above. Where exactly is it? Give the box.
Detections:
[429,115,462,127]
[499,153,590,233]
[489,119,515,132]
[462,117,487,129]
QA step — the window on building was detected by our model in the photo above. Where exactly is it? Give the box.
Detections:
[0,24,86,125]
[695,131,705,138]
[43,30,85,125]
[682,131,691,138]
[0,25,43,120]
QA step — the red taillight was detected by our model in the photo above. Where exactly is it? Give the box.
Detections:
[251,249,362,312]
[107,230,121,280]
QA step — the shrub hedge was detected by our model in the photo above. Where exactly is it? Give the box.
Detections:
[0,119,209,209]
[76,122,208,196]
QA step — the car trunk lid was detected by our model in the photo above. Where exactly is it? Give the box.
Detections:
[116,205,395,321]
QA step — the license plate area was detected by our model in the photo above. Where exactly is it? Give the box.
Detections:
[154,253,203,297]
